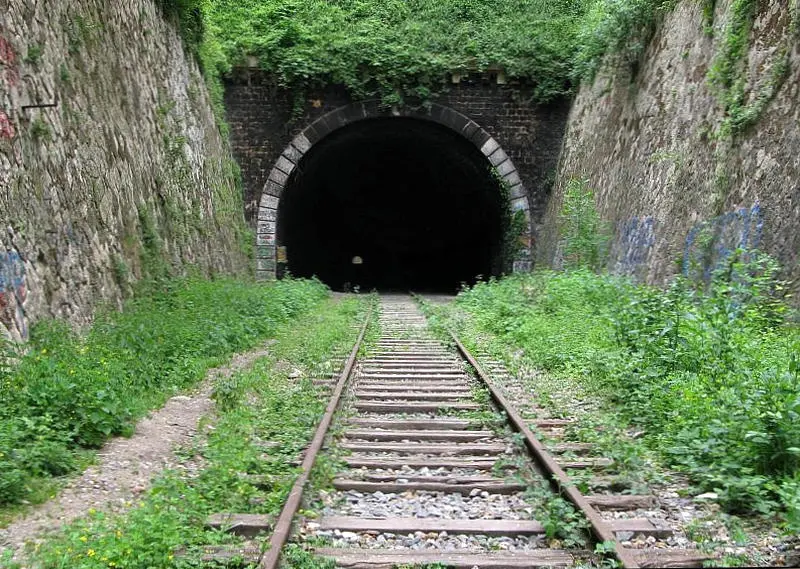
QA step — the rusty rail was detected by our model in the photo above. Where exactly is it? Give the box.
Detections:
[449,332,639,569]
[258,308,372,569]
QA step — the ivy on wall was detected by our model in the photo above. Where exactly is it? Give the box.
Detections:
[707,0,796,137]
[156,0,692,107]
[158,0,794,134]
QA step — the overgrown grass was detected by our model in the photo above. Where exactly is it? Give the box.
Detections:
[0,277,328,508]
[448,262,799,530]
[9,294,364,568]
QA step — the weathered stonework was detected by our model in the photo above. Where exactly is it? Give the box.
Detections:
[543,0,799,297]
[0,0,249,341]
[224,72,570,277]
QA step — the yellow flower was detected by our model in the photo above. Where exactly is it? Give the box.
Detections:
[79,536,88,543]
[168,554,174,561]
[116,530,122,538]
[88,508,96,515]
[41,348,47,355]
[87,549,96,557]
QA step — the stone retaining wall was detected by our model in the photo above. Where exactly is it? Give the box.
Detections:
[0,0,249,341]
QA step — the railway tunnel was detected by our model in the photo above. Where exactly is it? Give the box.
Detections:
[277,117,509,293]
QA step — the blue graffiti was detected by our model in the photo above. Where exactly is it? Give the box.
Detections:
[0,251,25,294]
[682,203,764,279]
[612,216,655,275]
[0,250,27,339]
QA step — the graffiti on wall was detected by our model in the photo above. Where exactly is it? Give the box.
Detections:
[0,36,19,88]
[611,216,655,277]
[0,35,18,142]
[682,202,764,280]
[0,250,28,340]
[0,111,14,140]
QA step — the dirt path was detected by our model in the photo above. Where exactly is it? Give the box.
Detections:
[0,341,275,560]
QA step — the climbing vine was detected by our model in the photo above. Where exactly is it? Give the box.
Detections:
[202,0,590,106]
[572,0,679,80]
[159,0,794,134]
[158,1,685,106]
[708,0,796,137]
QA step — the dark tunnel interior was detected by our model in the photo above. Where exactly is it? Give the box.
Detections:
[277,118,507,292]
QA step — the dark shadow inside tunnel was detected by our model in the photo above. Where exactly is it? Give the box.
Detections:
[277,118,507,292]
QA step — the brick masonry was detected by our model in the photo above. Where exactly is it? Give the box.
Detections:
[224,71,570,279]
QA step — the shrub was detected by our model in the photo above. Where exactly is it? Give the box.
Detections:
[454,257,799,521]
[0,277,328,505]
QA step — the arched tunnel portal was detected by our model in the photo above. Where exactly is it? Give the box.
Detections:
[256,104,532,292]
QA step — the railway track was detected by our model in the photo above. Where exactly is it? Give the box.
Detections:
[198,295,715,568]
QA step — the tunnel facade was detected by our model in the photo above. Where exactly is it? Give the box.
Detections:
[255,103,532,290]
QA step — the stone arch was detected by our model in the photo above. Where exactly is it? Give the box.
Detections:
[255,102,532,280]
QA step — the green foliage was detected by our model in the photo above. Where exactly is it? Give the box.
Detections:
[283,545,337,569]
[203,0,591,105]
[706,0,795,137]
[20,295,362,568]
[452,259,799,527]
[59,63,71,84]
[572,0,678,80]
[0,277,328,506]
[195,0,686,107]
[496,173,529,272]
[557,179,611,271]
[703,0,718,31]
[29,118,51,142]
[64,14,101,55]
[707,0,757,94]
[528,482,589,546]
[137,207,171,283]
[155,0,205,54]
[24,44,43,65]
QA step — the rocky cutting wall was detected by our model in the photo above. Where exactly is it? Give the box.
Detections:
[0,0,250,341]
[542,1,799,294]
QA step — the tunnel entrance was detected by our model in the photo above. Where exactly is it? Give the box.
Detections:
[277,118,508,292]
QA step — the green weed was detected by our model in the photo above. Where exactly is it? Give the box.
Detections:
[188,0,680,108]
[24,44,43,65]
[29,118,51,142]
[448,263,799,526]
[557,179,611,271]
[0,277,328,507]
[18,295,363,568]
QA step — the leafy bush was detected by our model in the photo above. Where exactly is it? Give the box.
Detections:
[194,0,687,106]
[557,178,611,270]
[155,0,205,54]
[0,277,327,505]
[203,0,589,104]
[19,296,362,569]
[572,0,678,80]
[454,262,799,526]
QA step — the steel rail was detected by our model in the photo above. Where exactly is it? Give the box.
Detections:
[259,308,372,569]
[450,332,640,569]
